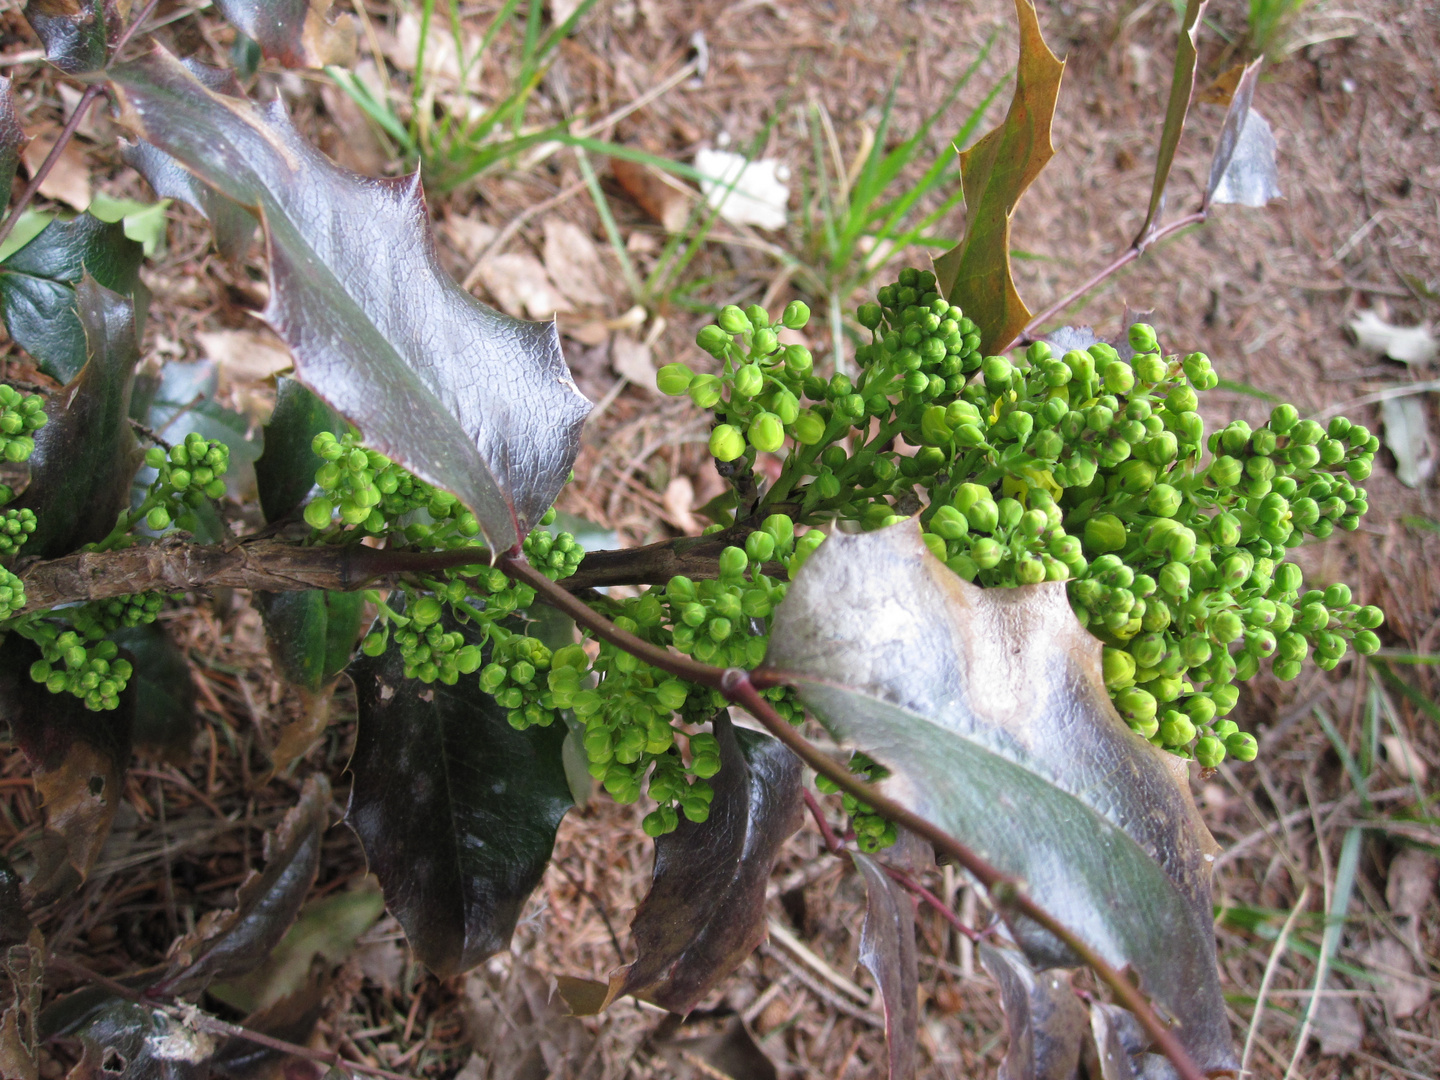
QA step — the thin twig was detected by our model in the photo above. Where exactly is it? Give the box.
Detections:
[505,553,1209,1080]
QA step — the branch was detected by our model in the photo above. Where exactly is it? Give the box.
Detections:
[507,554,1209,1080]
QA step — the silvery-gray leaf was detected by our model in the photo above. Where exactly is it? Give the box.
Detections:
[1209,109,1282,208]
[1380,394,1434,488]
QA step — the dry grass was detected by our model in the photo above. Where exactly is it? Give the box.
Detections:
[1,1,1437,1077]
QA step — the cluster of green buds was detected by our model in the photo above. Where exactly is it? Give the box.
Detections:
[0,509,36,557]
[0,384,46,470]
[307,431,479,543]
[657,300,819,463]
[17,593,166,708]
[140,433,230,533]
[0,569,23,618]
[815,753,897,853]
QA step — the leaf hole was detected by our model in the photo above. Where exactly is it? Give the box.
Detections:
[101,1047,128,1073]
[88,775,105,796]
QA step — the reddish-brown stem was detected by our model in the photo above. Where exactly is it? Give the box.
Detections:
[0,0,162,252]
[881,865,983,945]
[1010,209,1209,349]
[510,555,1207,1080]
[803,787,843,853]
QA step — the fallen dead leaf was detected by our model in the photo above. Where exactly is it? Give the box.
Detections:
[475,252,573,320]
[1387,849,1437,919]
[319,74,388,175]
[610,332,657,389]
[444,216,499,263]
[199,328,295,390]
[556,316,610,347]
[1309,993,1364,1055]
[1380,394,1434,489]
[612,157,692,233]
[543,218,610,308]
[1360,936,1428,1018]
[21,131,90,211]
[695,148,789,230]
[662,475,698,534]
[1349,310,1438,365]
[1380,733,1430,785]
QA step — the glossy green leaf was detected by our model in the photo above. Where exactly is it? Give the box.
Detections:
[853,852,918,1080]
[254,589,364,694]
[761,521,1237,1074]
[23,0,120,75]
[980,943,1089,1080]
[0,78,27,211]
[932,0,1064,353]
[611,712,804,1014]
[110,48,593,552]
[1136,0,1205,242]
[0,632,134,900]
[160,775,330,997]
[346,624,572,977]
[212,0,355,69]
[255,377,341,524]
[109,622,197,762]
[0,213,145,383]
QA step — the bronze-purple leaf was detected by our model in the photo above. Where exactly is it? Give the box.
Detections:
[852,852,918,1080]
[23,0,121,75]
[10,277,143,557]
[615,712,804,1015]
[346,625,573,978]
[212,0,356,69]
[761,521,1237,1074]
[161,775,330,997]
[981,943,1088,1080]
[0,77,28,210]
[109,48,592,552]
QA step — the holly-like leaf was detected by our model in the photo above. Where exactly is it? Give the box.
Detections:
[932,0,1063,353]
[609,712,804,1014]
[11,278,142,559]
[852,852,918,1080]
[23,0,121,75]
[981,943,1088,1080]
[0,633,134,901]
[1208,107,1282,209]
[123,138,257,261]
[346,625,573,977]
[212,0,356,69]
[255,377,341,525]
[161,775,330,997]
[760,521,1237,1075]
[0,213,145,383]
[109,623,198,762]
[0,78,28,211]
[1204,60,1273,208]
[110,48,593,552]
[1135,0,1205,242]
[49,998,214,1079]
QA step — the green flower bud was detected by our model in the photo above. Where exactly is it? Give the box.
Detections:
[1115,686,1158,724]
[688,374,723,409]
[733,364,764,399]
[303,497,334,530]
[748,412,785,453]
[857,302,882,329]
[1225,731,1258,761]
[656,362,694,396]
[717,305,750,334]
[922,531,948,561]
[1159,712,1196,747]
[982,355,1012,390]
[784,343,814,376]
[763,513,795,552]
[752,328,779,356]
[718,545,750,579]
[1103,647,1136,688]
[920,405,953,446]
[1103,360,1135,394]
[1195,736,1226,768]
[710,425,746,462]
[782,300,811,329]
[1083,514,1127,554]
[1128,323,1159,354]
[146,506,172,531]
[1147,483,1182,518]
[1209,456,1243,488]
[971,537,1003,569]
[931,504,970,541]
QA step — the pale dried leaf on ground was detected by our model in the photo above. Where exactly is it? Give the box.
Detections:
[199,328,295,389]
[695,148,789,230]
[1386,848,1437,919]
[1379,394,1434,488]
[662,475,698,534]
[20,132,90,210]
[1349,310,1438,365]
[1360,935,1428,1018]
[543,218,611,308]
[1309,993,1364,1055]
[612,157,692,233]
[445,216,499,263]
[1209,110,1283,207]
[610,332,657,389]
[476,252,573,320]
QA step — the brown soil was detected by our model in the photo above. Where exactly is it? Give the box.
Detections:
[1,1,1437,1078]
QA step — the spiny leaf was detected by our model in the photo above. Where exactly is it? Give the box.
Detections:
[51,998,214,1078]
[212,0,356,69]
[0,78,28,211]
[23,0,120,75]
[611,712,803,1014]
[346,620,572,977]
[123,138,257,261]
[932,0,1063,353]
[852,852,918,1080]
[110,48,593,552]
[0,213,145,384]
[1136,0,1205,243]
[161,775,330,997]
[760,521,1237,1074]
[1203,59,1266,206]
[255,377,341,525]
[980,943,1088,1080]
[11,278,143,558]
[0,633,134,900]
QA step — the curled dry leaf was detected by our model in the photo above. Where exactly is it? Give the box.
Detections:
[1204,60,1282,209]
[605,712,803,1014]
[1380,394,1434,489]
[543,218,610,308]
[19,131,90,211]
[161,775,331,997]
[1135,0,1204,241]
[694,148,789,230]
[852,852,918,1080]
[610,332,657,389]
[612,156,692,233]
[761,521,1236,1075]
[213,0,357,69]
[476,251,574,321]
[1349,309,1438,366]
[933,0,1064,353]
[110,48,591,551]
[981,944,1087,1080]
